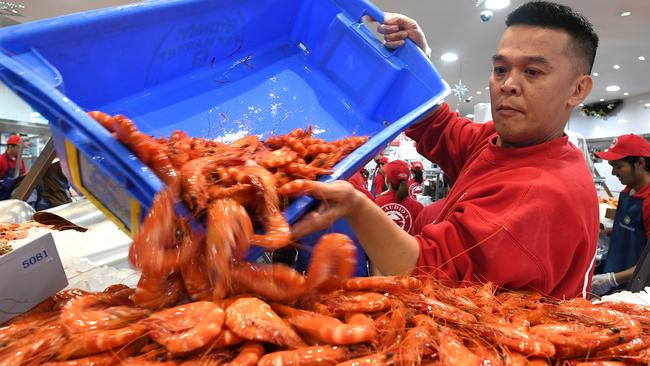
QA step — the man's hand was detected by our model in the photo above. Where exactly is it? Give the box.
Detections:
[591,272,618,296]
[291,180,361,240]
[376,13,431,58]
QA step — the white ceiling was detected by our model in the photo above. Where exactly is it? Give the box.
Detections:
[4,0,650,116]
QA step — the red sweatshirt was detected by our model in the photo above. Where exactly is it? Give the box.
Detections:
[405,103,599,299]
[407,179,424,198]
[375,190,424,234]
[0,152,26,179]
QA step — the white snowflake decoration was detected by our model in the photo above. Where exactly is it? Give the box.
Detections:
[451,80,468,102]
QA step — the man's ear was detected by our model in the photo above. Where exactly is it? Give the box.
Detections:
[568,74,593,108]
[637,157,647,171]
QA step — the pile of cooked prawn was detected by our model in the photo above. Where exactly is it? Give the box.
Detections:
[3,112,649,365]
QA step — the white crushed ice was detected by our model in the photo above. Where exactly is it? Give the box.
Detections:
[63,257,140,292]
[596,287,650,308]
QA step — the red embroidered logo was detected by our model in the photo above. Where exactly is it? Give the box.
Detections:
[409,184,423,197]
[381,203,413,232]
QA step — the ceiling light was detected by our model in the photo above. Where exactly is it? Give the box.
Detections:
[618,119,628,124]
[466,114,475,119]
[484,0,511,10]
[624,92,629,96]
[639,56,646,61]
[600,98,605,102]
[485,86,489,90]
[579,103,584,107]
[613,64,621,70]
[606,85,620,92]
[440,52,458,62]
[645,103,650,109]
[476,91,482,95]
[620,11,631,17]
[592,72,599,76]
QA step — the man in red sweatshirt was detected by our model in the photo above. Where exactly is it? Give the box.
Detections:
[292,1,599,298]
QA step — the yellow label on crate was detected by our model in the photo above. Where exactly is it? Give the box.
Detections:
[64,140,141,237]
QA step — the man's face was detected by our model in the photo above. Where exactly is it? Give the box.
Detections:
[609,160,636,186]
[490,26,591,147]
[6,145,18,158]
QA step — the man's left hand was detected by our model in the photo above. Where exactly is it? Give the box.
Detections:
[591,272,618,296]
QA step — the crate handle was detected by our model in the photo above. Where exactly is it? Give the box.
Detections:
[334,0,384,23]
[12,48,63,89]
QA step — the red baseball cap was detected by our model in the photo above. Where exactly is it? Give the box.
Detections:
[595,134,650,161]
[411,161,424,171]
[384,160,410,187]
[6,135,20,145]
[378,156,389,165]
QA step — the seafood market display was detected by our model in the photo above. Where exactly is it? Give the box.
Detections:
[2,278,650,364]
[2,111,650,365]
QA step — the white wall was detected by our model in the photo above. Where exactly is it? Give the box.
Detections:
[473,103,492,124]
[0,83,32,122]
[568,92,650,139]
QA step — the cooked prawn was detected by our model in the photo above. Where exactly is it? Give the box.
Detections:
[340,276,422,294]
[272,304,377,345]
[325,292,392,314]
[57,324,146,359]
[143,301,225,353]
[230,341,265,366]
[131,272,184,309]
[305,233,357,293]
[231,262,307,302]
[225,297,306,349]
[61,294,150,333]
[128,188,180,275]
[257,346,350,366]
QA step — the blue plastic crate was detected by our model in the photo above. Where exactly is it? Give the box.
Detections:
[0,0,448,263]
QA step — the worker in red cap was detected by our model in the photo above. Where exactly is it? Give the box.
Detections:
[0,135,26,180]
[371,156,389,196]
[407,161,424,198]
[591,134,650,295]
[375,160,423,234]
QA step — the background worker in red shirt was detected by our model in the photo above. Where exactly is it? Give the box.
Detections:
[375,160,424,234]
[407,161,424,198]
[591,134,650,295]
[292,1,599,298]
[348,170,374,202]
[0,135,26,179]
[371,156,388,196]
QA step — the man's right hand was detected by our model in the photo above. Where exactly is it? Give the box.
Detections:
[376,13,431,58]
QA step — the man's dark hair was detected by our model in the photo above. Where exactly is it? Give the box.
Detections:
[622,156,650,173]
[506,1,599,74]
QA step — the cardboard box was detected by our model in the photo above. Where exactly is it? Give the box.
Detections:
[0,233,68,324]
[605,208,617,220]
